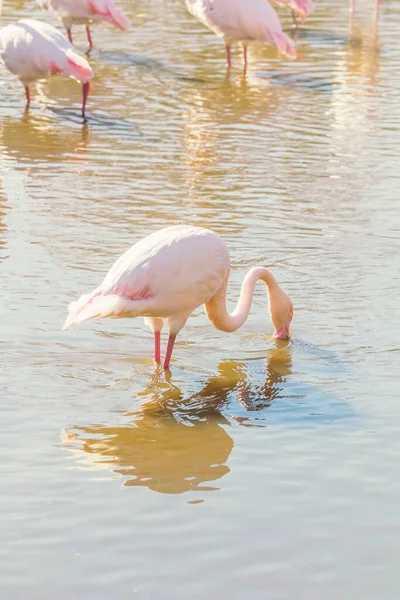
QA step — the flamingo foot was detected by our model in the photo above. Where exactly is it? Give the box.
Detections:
[225,44,232,69]
[82,81,90,119]
[86,26,93,53]
[24,86,30,105]
[154,331,161,363]
[67,28,73,44]
[163,334,176,370]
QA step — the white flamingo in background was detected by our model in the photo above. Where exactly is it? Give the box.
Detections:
[272,0,314,28]
[63,226,294,369]
[185,0,296,67]
[37,0,130,52]
[0,18,93,117]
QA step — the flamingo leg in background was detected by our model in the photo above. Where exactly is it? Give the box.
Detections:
[225,44,232,68]
[82,82,90,118]
[291,9,299,28]
[242,44,248,67]
[374,0,379,23]
[349,0,355,32]
[163,335,177,370]
[154,331,161,363]
[86,26,93,52]
[24,86,30,104]
[67,28,73,44]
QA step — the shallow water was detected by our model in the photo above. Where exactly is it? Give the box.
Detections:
[1,0,400,596]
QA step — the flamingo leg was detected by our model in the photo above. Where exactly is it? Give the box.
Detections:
[291,9,299,28]
[225,44,232,68]
[154,331,161,363]
[67,28,73,44]
[86,26,93,52]
[374,0,379,23]
[163,334,176,370]
[349,0,355,33]
[242,44,248,67]
[82,82,90,119]
[24,86,30,104]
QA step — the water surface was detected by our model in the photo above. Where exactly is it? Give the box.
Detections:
[1,0,400,597]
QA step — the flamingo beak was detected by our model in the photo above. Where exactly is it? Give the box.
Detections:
[273,325,290,340]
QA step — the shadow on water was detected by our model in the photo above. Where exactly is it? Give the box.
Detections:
[61,342,353,495]
[47,106,148,138]
[96,50,207,83]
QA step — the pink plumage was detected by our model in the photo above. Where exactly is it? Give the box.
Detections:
[272,0,314,25]
[64,226,294,369]
[0,18,92,116]
[185,0,296,67]
[37,0,130,51]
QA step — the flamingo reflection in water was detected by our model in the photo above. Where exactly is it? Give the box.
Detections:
[61,343,293,495]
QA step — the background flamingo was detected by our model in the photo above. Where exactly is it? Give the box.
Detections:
[63,226,294,369]
[0,18,93,116]
[37,0,130,52]
[272,0,314,28]
[185,0,296,67]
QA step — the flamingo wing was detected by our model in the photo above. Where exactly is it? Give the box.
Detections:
[63,226,230,329]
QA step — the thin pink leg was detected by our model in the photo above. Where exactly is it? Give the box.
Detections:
[86,26,93,52]
[154,331,161,363]
[374,0,379,22]
[349,0,355,33]
[225,44,232,68]
[291,9,299,28]
[242,45,248,67]
[67,28,73,44]
[24,86,30,104]
[163,334,176,370]
[82,82,90,119]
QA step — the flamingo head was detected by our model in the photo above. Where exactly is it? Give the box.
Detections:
[269,287,293,340]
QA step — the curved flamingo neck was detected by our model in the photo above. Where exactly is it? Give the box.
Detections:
[204,266,281,333]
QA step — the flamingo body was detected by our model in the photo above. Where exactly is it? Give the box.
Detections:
[0,19,92,115]
[64,226,293,369]
[37,0,130,50]
[185,0,296,65]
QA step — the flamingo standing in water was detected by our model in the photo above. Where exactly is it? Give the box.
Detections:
[63,226,294,369]
[185,0,296,67]
[37,0,130,52]
[0,18,93,116]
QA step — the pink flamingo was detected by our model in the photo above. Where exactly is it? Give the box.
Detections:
[37,0,130,52]
[272,0,314,28]
[185,0,296,67]
[0,18,93,117]
[63,226,294,369]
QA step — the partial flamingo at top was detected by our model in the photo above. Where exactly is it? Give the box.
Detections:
[185,0,296,67]
[37,0,130,51]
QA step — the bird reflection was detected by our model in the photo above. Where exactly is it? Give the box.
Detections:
[61,343,292,494]
[182,70,282,198]
[0,113,89,164]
